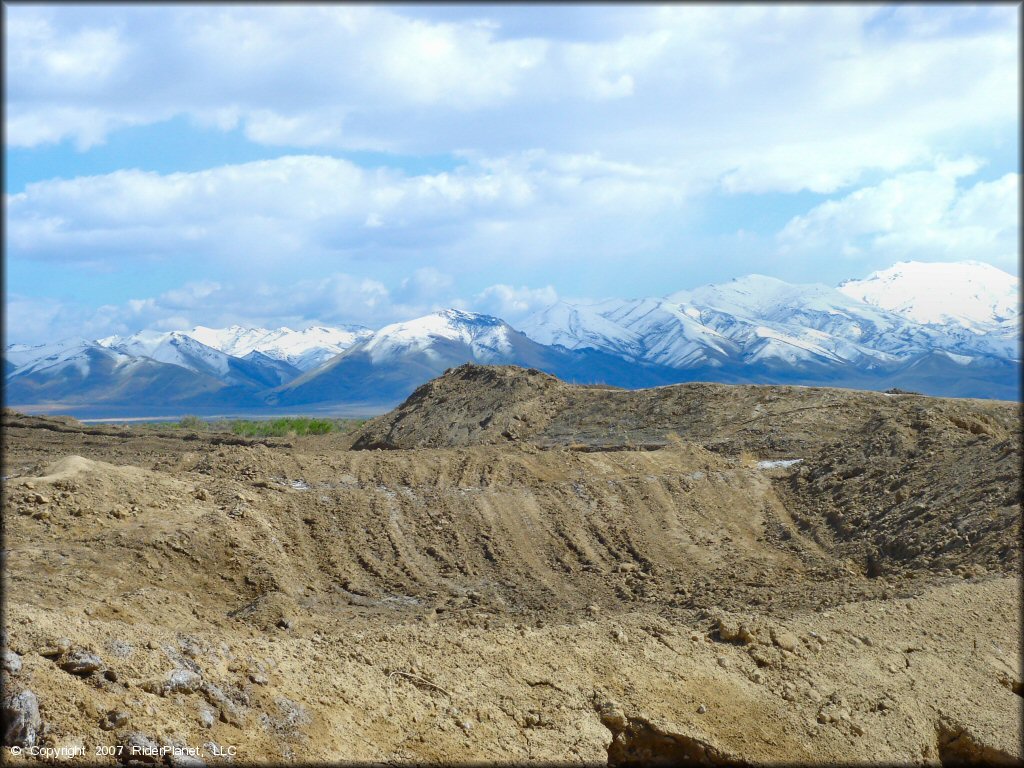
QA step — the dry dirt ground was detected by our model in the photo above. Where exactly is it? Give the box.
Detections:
[2,364,1022,766]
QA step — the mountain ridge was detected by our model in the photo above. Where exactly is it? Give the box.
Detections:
[5,261,1019,412]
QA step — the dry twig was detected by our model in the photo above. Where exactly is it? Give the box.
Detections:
[386,670,453,705]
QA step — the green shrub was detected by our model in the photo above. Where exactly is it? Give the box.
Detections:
[229,417,337,437]
[179,414,205,430]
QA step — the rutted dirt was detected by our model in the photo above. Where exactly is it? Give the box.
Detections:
[2,365,1021,765]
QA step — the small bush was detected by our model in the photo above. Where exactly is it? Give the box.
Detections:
[230,417,336,437]
[179,415,205,431]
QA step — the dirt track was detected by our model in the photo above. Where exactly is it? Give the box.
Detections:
[2,366,1021,765]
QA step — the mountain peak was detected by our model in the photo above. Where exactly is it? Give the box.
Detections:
[434,308,503,324]
[357,309,512,364]
[180,323,372,370]
[838,260,1018,327]
[669,273,842,320]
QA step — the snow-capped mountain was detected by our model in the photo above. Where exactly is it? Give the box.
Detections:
[361,310,515,364]
[7,339,128,380]
[522,301,645,359]
[271,310,685,406]
[671,274,943,364]
[185,324,372,370]
[98,331,231,376]
[3,324,364,412]
[273,310,522,405]
[4,261,1020,412]
[519,264,1019,378]
[97,330,300,389]
[838,260,1019,330]
[2,339,261,409]
[5,338,102,377]
[521,280,888,371]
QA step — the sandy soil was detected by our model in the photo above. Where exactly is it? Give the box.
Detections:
[2,366,1021,766]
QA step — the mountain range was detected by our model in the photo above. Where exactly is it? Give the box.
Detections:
[4,261,1019,415]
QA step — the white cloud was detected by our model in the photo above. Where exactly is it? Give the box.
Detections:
[5,5,1017,193]
[4,294,70,343]
[6,6,551,149]
[396,268,455,304]
[241,109,349,148]
[3,272,564,346]
[777,161,1020,271]
[5,152,689,270]
[4,276,398,345]
[471,284,559,324]
[6,13,128,93]
[5,6,1018,344]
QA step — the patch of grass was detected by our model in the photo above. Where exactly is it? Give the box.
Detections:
[230,417,336,437]
[133,414,367,436]
[133,416,221,432]
[228,416,367,437]
[133,420,182,431]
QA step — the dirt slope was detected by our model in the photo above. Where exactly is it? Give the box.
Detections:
[352,364,1019,456]
[2,368,1021,766]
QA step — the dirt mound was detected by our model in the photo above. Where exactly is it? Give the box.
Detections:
[2,372,1021,765]
[349,364,1022,584]
[780,409,1022,579]
[352,364,570,449]
[351,364,1019,457]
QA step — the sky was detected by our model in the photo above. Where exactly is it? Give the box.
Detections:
[4,4,1020,345]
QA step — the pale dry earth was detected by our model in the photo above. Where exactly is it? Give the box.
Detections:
[2,365,1021,766]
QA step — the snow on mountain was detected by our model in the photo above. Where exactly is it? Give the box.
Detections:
[3,341,271,409]
[272,308,697,407]
[93,329,302,390]
[185,324,372,370]
[676,275,940,364]
[604,298,733,361]
[5,260,1019,407]
[274,309,527,406]
[5,338,100,375]
[519,280,892,370]
[743,327,846,366]
[672,274,827,319]
[520,263,1020,372]
[520,297,743,367]
[837,260,1019,329]
[99,331,231,377]
[6,339,132,379]
[360,310,514,364]
[518,301,645,358]
[184,325,277,358]
[673,274,899,332]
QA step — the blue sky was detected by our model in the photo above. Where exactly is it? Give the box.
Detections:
[4,4,1019,344]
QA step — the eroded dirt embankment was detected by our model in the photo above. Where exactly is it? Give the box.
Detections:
[2,367,1021,765]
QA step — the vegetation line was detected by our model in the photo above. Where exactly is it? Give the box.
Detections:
[136,415,367,437]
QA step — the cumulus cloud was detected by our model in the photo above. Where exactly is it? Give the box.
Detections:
[471,284,559,324]
[3,270,566,346]
[777,160,1020,271]
[5,152,687,270]
[394,268,455,305]
[6,6,550,149]
[5,5,1017,193]
[5,6,1018,344]
[5,276,386,345]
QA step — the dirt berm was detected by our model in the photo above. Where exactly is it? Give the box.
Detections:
[2,364,1021,765]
